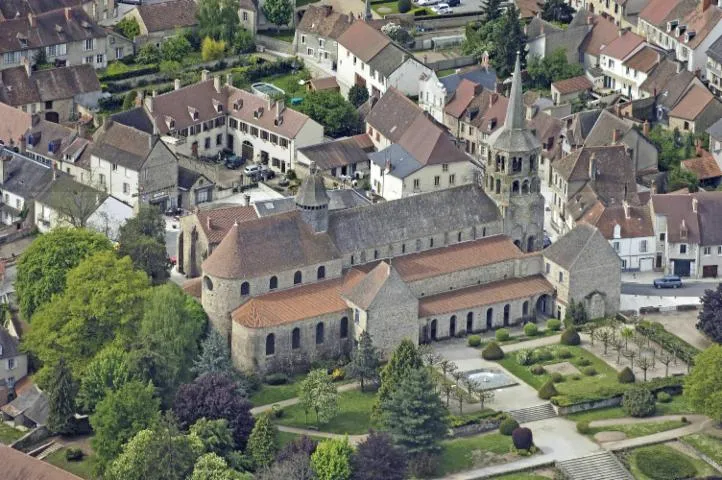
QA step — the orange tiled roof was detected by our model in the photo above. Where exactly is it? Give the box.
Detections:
[419,275,554,317]
[196,205,258,244]
[669,85,714,120]
[182,277,202,298]
[552,75,593,95]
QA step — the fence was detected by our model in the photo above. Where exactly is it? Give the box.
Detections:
[256,35,294,55]
[426,55,477,72]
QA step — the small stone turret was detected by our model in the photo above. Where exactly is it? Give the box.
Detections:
[296,162,330,232]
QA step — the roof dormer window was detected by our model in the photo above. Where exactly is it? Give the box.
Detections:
[233,99,243,111]
[165,115,176,131]
[213,99,223,113]
[188,107,199,121]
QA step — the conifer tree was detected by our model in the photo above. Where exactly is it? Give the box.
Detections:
[247,413,278,469]
[348,331,381,392]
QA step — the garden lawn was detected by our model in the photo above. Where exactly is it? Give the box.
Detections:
[436,68,456,78]
[566,394,693,422]
[277,430,327,447]
[627,444,718,480]
[266,70,311,99]
[275,389,375,434]
[497,345,622,405]
[681,434,722,464]
[250,374,309,407]
[437,433,514,475]
[479,329,560,348]
[0,423,23,444]
[45,448,97,479]
[587,420,686,439]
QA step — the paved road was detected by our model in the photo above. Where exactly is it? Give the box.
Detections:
[622,282,713,297]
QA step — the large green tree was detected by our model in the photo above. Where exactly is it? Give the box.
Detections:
[105,415,203,480]
[191,453,252,480]
[190,418,235,458]
[299,369,339,426]
[685,345,722,422]
[247,413,278,469]
[698,285,722,343]
[541,0,575,23]
[118,204,169,284]
[77,344,134,413]
[193,329,236,378]
[484,0,503,22]
[526,48,584,89]
[131,284,206,404]
[91,381,161,471]
[46,358,78,435]
[262,0,293,31]
[16,228,112,320]
[197,0,242,43]
[348,331,380,392]
[351,431,407,480]
[24,252,150,386]
[374,339,422,417]
[310,438,353,480]
[296,91,364,138]
[494,4,526,78]
[380,367,448,456]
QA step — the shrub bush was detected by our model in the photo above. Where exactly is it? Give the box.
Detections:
[523,323,538,337]
[546,319,562,331]
[622,386,656,417]
[570,374,581,381]
[618,367,635,384]
[511,427,533,450]
[634,446,697,480]
[331,368,345,382]
[551,372,564,382]
[657,391,672,403]
[271,404,284,418]
[482,342,504,360]
[556,348,572,359]
[576,358,591,367]
[538,380,558,400]
[516,350,534,366]
[495,328,510,341]
[576,421,590,434]
[397,0,412,13]
[582,366,597,376]
[65,448,84,462]
[499,417,519,436]
[467,335,481,347]
[530,365,545,375]
[560,328,581,345]
[534,348,553,362]
[413,7,430,15]
[265,372,289,385]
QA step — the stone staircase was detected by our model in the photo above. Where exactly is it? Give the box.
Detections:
[507,403,557,424]
[557,451,634,480]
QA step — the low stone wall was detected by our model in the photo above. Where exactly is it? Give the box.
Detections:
[11,426,50,452]
[426,55,477,72]
[256,35,293,55]
[555,397,622,416]
[449,418,502,438]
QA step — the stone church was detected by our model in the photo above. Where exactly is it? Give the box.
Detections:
[195,56,621,373]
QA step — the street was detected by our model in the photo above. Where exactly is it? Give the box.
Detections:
[622,281,715,298]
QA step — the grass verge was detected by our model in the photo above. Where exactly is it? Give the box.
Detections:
[275,389,375,435]
[681,434,722,464]
[626,444,717,480]
[437,433,514,475]
[588,420,686,439]
[45,448,97,479]
[0,423,24,444]
[566,394,693,423]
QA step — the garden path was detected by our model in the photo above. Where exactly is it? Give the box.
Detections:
[275,425,368,445]
[250,381,361,415]
[589,414,706,428]
[601,417,714,451]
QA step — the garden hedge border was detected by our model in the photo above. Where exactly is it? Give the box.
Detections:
[635,321,700,365]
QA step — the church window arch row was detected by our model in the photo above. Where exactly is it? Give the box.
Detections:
[522,179,530,194]
[512,180,520,194]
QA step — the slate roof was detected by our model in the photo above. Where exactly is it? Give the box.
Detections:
[707,35,722,64]
[195,204,258,244]
[639,57,685,96]
[552,75,593,95]
[544,223,614,269]
[296,166,330,207]
[0,64,100,106]
[0,7,106,54]
[298,135,372,171]
[0,327,20,360]
[0,0,79,20]
[583,109,633,146]
[366,88,424,143]
[0,149,54,200]
[91,121,156,171]
[178,166,203,190]
[296,5,351,39]
[36,174,105,212]
[368,43,410,78]
[706,117,722,138]
[0,445,83,480]
[134,0,198,33]
[439,66,498,94]
[337,19,390,63]
[0,384,48,425]
[110,107,155,133]
[255,189,370,217]
[368,144,423,179]
[419,275,553,316]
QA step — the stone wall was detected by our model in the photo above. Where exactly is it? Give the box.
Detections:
[449,418,503,438]
[10,426,50,453]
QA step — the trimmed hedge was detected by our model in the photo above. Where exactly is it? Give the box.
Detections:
[264,372,289,385]
[512,427,533,450]
[634,446,697,480]
[449,410,506,428]
[530,365,545,375]
[618,367,635,384]
[99,65,159,82]
[546,319,562,331]
[635,321,699,365]
[576,421,590,434]
[538,380,558,400]
[657,391,672,403]
[499,417,519,435]
[622,386,656,417]
[467,335,481,347]
[560,328,580,345]
[482,342,504,360]
[495,328,510,341]
[523,323,538,337]
[582,366,597,376]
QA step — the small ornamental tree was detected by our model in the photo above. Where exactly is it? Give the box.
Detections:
[618,367,635,384]
[499,417,519,436]
[347,331,381,391]
[311,438,353,480]
[560,328,581,346]
[201,37,227,61]
[482,342,504,360]
[622,387,656,417]
[374,339,422,417]
[347,84,369,108]
[511,427,533,450]
[351,431,407,480]
[397,0,411,13]
[247,413,278,469]
[299,369,339,426]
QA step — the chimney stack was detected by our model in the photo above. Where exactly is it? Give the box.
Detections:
[276,99,284,120]
[21,57,31,77]
[588,153,596,182]
[28,13,35,27]
[651,179,657,194]
[700,0,712,13]
[214,75,221,93]
[244,194,251,206]
[612,128,620,143]
[174,79,181,91]
[64,7,71,20]
[623,200,630,219]
[201,70,210,82]
[207,217,212,230]
[0,154,11,184]
[226,73,233,86]
[642,120,650,137]
[152,89,157,97]
[695,138,703,156]
[692,197,698,213]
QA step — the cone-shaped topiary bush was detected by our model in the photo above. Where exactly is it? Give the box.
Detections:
[482,341,504,360]
[538,380,558,400]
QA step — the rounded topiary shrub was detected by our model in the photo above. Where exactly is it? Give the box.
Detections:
[570,374,581,381]
[511,427,533,450]
[496,328,510,341]
[618,366,635,384]
[523,323,538,337]
[576,358,591,367]
[576,421,590,434]
[582,366,597,376]
[499,417,519,436]
[534,348,553,363]
[556,348,572,359]
[560,328,580,346]
[65,448,84,462]
[530,365,545,375]
[516,350,534,366]
[622,386,656,417]
[482,342,504,360]
[551,372,564,382]
[546,319,562,331]
[467,335,481,347]
[657,391,672,403]
[538,380,558,400]
[397,0,412,13]
[634,446,697,480]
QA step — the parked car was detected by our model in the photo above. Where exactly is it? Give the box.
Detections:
[225,155,244,169]
[653,275,683,289]
[431,3,453,13]
[244,164,262,176]
[543,236,552,249]
[417,0,440,6]
[446,0,460,6]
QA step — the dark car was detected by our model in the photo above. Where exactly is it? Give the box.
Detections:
[224,155,244,169]
[446,0,460,6]
[653,275,683,289]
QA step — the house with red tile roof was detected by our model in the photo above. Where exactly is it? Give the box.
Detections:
[668,83,722,133]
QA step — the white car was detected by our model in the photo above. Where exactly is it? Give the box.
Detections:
[243,164,262,176]
[432,2,453,13]
[416,0,440,6]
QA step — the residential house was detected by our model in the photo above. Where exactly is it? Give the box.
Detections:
[90,117,178,210]
[668,84,722,133]
[638,0,722,78]
[640,59,704,122]
[419,64,498,123]
[294,5,351,70]
[515,0,543,19]
[0,148,55,226]
[0,383,48,428]
[0,7,133,71]
[0,62,101,122]
[583,0,650,29]
[551,75,593,105]
[0,328,27,404]
[141,72,323,174]
[366,88,473,200]
[680,146,722,187]
[598,30,649,98]
[543,223,621,319]
[122,0,199,47]
[1,444,84,480]
[706,35,722,95]
[559,109,603,154]
[0,0,118,24]
[177,166,215,211]
[526,11,594,65]
[579,13,620,71]
[707,117,722,165]
[238,0,257,36]
[296,133,373,180]
[336,20,432,98]
[651,191,722,277]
